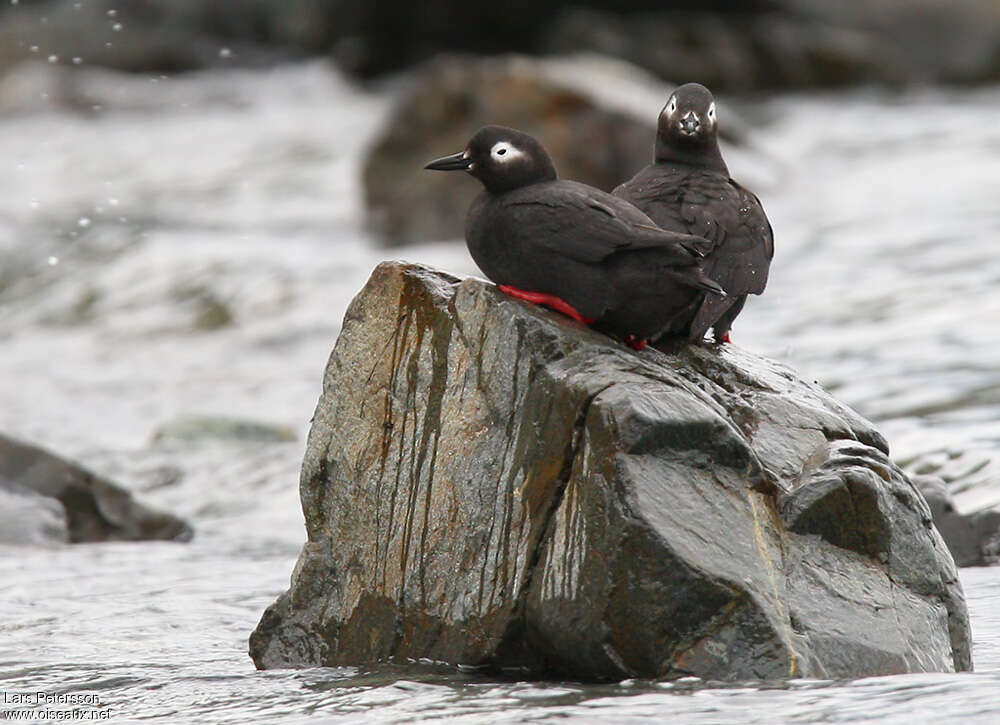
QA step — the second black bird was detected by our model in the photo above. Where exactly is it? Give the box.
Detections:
[614,83,774,343]
[424,125,724,349]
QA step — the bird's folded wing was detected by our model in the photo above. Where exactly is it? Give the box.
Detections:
[695,185,772,296]
[505,186,704,265]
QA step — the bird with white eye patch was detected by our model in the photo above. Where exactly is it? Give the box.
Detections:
[424,124,724,350]
[614,82,774,345]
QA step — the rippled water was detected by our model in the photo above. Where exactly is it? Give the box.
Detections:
[0,61,998,722]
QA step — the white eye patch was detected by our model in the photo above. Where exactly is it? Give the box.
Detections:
[667,96,677,115]
[490,141,524,163]
[707,102,717,123]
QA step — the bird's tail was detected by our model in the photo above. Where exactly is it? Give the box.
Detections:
[680,267,726,296]
[633,225,714,260]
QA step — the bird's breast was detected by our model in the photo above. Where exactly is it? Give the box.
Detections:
[465,205,520,285]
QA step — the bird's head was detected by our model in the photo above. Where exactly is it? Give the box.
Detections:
[657,83,718,148]
[654,83,728,172]
[424,125,557,193]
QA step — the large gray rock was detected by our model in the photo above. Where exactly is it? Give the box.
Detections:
[0,434,193,544]
[250,262,971,679]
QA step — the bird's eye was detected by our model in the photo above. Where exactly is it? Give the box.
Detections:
[668,97,677,114]
[707,102,716,120]
[491,142,515,161]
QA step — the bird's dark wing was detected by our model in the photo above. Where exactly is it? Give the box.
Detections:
[503,181,707,266]
[614,166,692,237]
[692,180,772,296]
[618,168,772,297]
[746,188,775,262]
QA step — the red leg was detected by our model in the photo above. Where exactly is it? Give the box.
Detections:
[498,285,595,324]
[720,332,732,343]
[623,335,648,351]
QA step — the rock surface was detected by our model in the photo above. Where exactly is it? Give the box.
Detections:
[250,262,971,679]
[0,434,193,544]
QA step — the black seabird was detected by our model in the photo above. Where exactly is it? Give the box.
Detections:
[424,125,724,349]
[614,83,774,343]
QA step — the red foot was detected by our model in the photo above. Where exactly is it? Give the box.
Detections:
[720,332,732,344]
[498,285,595,324]
[623,335,648,351]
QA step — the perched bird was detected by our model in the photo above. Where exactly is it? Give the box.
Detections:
[424,125,724,349]
[614,83,773,343]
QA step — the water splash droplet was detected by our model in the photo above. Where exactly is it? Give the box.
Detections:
[78,217,91,228]
[47,256,59,266]
[219,47,232,59]
[47,54,58,63]
[112,22,123,31]
[72,56,82,65]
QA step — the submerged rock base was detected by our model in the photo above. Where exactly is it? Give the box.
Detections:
[915,475,1000,567]
[0,434,193,545]
[251,262,971,679]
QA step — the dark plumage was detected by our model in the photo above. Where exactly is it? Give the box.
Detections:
[614,83,774,343]
[424,125,724,347]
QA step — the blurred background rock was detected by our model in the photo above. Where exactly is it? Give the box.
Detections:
[1,0,998,87]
